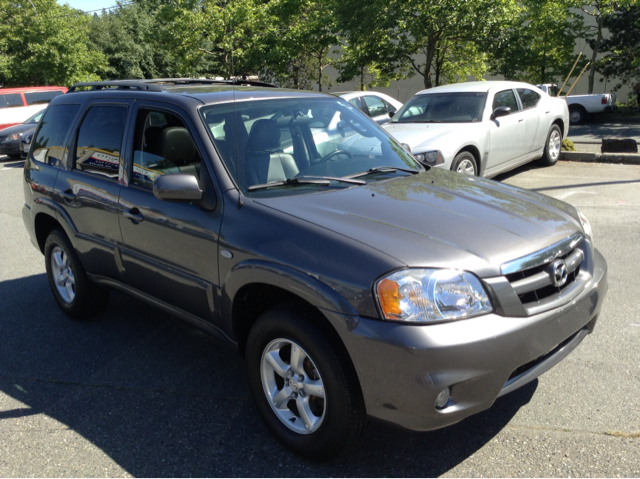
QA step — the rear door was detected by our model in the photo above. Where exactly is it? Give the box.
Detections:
[53,100,131,280]
[118,102,223,322]
[516,88,546,154]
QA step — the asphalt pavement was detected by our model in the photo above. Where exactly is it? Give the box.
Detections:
[1,156,639,476]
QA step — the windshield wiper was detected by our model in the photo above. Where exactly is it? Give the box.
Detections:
[345,166,420,179]
[247,175,365,192]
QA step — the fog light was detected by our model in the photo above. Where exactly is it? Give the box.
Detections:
[435,387,450,409]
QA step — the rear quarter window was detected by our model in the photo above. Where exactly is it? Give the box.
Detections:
[32,104,81,166]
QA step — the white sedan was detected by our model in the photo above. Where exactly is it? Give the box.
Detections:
[383,81,569,177]
[334,91,403,125]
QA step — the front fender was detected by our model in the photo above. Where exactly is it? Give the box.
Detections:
[219,259,360,339]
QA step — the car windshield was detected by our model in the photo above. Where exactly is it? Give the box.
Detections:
[392,92,487,124]
[200,97,422,195]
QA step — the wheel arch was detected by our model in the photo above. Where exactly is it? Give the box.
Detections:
[455,145,482,175]
[34,211,65,253]
[220,260,360,356]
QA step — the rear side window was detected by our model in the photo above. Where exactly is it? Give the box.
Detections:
[348,97,367,114]
[75,106,128,179]
[516,88,541,110]
[0,94,23,108]
[25,90,64,105]
[32,104,80,166]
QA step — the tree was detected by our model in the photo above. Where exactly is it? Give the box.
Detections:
[487,0,587,85]
[0,0,106,86]
[335,0,518,89]
[596,4,640,91]
[572,0,634,93]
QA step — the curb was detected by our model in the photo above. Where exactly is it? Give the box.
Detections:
[561,151,640,165]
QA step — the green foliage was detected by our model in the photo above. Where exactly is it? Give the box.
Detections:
[596,4,640,90]
[487,0,587,85]
[334,0,518,90]
[562,139,576,151]
[0,0,106,86]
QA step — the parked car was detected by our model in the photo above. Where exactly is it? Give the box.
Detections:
[0,110,44,158]
[0,86,67,131]
[334,91,403,125]
[536,83,616,124]
[383,81,569,177]
[23,79,606,462]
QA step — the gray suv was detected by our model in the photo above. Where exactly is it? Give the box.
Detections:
[22,79,607,461]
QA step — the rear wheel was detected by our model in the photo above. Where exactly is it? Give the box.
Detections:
[44,229,109,319]
[569,106,587,124]
[539,124,563,166]
[246,306,367,462]
[451,151,477,176]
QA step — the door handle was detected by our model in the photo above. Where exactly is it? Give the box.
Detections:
[518,119,524,122]
[123,208,144,223]
[61,189,76,201]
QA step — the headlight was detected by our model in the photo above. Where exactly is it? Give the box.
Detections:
[7,133,24,141]
[576,209,592,240]
[414,150,444,166]
[376,268,493,323]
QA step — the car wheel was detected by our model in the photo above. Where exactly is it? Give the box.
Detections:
[569,106,587,124]
[451,151,477,176]
[44,229,109,319]
[540,124,563,166]
[246,306,367,462]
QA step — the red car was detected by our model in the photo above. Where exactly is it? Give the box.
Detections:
[0,86,67,131]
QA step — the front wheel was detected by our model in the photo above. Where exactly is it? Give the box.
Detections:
[246,306,367,462]
[539,124,562,166]
[451,151,478,176]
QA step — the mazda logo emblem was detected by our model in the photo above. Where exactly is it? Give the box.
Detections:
[551,259,568,287]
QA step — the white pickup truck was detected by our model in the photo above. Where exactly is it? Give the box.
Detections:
[537,84,616,124]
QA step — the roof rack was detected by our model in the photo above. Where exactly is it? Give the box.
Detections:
[67,78,277,93]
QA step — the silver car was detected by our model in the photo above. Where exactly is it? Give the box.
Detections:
[384,81,569,177]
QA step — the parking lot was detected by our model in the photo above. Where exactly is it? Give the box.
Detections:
[1,157,639,477]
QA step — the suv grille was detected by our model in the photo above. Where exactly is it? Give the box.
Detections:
[500,233,590,316]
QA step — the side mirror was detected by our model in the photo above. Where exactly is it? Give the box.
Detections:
[491,106,511,120]
[388,110,396,118]
[154,173,203,202]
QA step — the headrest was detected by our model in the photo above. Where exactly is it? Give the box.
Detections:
[162,127,198,164]
[246,119,281,151]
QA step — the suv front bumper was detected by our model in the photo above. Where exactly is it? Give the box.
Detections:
[325,248,607,431]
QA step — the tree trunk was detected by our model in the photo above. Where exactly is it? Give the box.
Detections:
[588,15,604,94]
[360,66,365,91]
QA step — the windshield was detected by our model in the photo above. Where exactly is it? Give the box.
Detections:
[392,92,487,124]
[200,97,421,195]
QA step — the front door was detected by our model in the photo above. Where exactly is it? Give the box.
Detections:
[485,89,527,174]
[118,103,223,322]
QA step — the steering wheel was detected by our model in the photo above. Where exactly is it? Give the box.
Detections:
[319,149,353,162]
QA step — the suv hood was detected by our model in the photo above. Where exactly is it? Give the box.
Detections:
[255,169,582,277]
[383,122,479,150]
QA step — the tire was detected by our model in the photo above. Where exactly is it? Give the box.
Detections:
[539,124,563,166]
[451,151,477,176]
[44,229,109,319]
[246,306,367,462]
[569,106,587,125]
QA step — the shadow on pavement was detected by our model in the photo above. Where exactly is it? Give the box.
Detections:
[0,273,536,476]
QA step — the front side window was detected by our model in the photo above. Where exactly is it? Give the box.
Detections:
[75,105,127,178]
[25,90,65,105]
[492,90,519,112]
[31,104,80,166]
[516,88,541,110]
[132,109,202,189]
[0,94,23,108]
[200,97,420,196]
[393,92,487,123]
[348,97,367,114]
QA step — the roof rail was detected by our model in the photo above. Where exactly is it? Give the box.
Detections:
[67,78,278,93]
[67,81,164,92]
